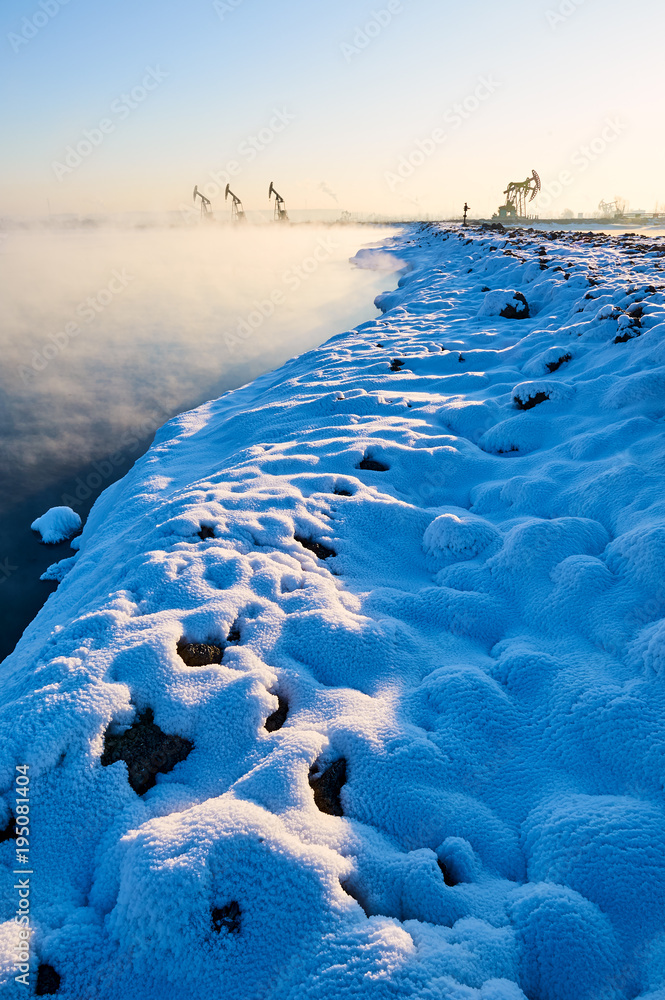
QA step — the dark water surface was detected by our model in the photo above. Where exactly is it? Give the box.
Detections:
[0,221,399,660]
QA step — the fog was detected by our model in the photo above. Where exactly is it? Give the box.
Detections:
[0,220,400,658]
[0,221,399,506]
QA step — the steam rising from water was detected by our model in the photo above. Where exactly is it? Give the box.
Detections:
[0,221,399,658]
[0,222,397,512]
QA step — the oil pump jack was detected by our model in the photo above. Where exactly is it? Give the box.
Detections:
[193,185,212,219]
[225,184,246,222]
[497,170,541,220]
[268,181,289,222]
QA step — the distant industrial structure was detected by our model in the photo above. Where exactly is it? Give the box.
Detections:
[188,182,291,222]
[495,170,541,220]
[268,182,289,222]
[192,185,213,219]
[186,176,663,229]
[225,184,246,222]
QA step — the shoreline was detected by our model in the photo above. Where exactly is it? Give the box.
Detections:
[0,223,396,663]
[3,224,665,998]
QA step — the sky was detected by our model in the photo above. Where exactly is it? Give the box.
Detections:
[0,0,662,220]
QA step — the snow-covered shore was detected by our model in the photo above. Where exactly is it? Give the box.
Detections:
[3,224,665,999]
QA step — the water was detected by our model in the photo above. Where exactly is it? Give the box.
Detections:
[0,220,400,660]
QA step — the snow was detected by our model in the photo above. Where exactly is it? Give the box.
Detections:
[477,290,529,320]
[30,506,81,544]
[3,223,665,998]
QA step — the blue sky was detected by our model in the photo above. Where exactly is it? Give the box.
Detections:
[1,0,662,218]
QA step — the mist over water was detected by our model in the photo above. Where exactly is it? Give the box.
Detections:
[0,221,400,659]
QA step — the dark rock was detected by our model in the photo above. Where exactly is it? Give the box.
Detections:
[36,965,61,995]
[226,622,241,644]
[101,709,193,795]
[309,757,347,816]
[545,353,571,373]
[499,292,530,319]
[333,488,352,497]
[294,534,336,560]
[389,358,405,372]
[438,860,459,887]
[515,391,550,410]
[358,456,389,472]
[212,901,241,935]
[265,695,289,732]
[178,642,223,666]
[0,817,16,843]
[614,331,639,344]
[197,525,215,540]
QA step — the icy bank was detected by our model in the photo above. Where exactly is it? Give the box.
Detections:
[3,224,665,998]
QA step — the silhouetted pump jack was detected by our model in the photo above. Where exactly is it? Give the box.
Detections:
[268,181,289,221]
[225,184,246,222]
[193,185,213,219]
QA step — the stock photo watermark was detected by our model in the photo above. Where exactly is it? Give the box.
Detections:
[178,108,296,219]
[0,557,18,585]
[61,403,173,509]
[340,1,403,62]
[51,66,169,180]
[8,0,72,54]
[16,269,134,385]
[384,75,501,192]
[537,117,626,211]
[545,0,587,29]
[223,234,340,350]
[12,765,32,988]
[213,0,245,21]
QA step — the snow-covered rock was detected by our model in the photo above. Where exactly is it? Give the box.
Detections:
[423,510,501,567]
[30,505,82,544]
[478,289,530,319]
